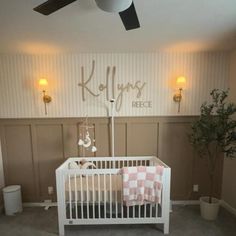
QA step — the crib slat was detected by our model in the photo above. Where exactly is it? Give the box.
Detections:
[109,173,112,218]
[92,174,95,219]
[74,174,78,219]
[138,204,141,218]
[63,174,66,218]
[120,182,123,219]
[104,174,106,219]
[127,205,129,218]
[115,175,118,219]
[86,175,89,219]
[150,203,153,218]
[68,174,72,219]
[80,174,84,219]
[155,203,158,218]
[98,174,101,219]
[144,203,147,218]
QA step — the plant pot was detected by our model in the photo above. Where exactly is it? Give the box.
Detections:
[200,196,220,220]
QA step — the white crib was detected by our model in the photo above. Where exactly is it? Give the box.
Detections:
[56,156,171,236]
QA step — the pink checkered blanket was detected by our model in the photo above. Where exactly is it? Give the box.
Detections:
[121,166,164,206]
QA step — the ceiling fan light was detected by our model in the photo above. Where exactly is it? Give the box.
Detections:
[95,0,132,13]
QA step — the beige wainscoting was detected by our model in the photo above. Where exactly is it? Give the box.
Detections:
[0,117,223,202]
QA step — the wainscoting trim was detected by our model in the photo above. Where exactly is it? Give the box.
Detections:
[0,116,223,202]
[23,202,58,208]
[172,200,200,205]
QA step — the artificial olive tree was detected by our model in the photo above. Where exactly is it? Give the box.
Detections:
[190,89,236,203]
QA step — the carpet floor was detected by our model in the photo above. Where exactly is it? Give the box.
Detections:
[0,205,235,236]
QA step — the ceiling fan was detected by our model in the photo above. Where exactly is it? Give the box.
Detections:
[33,0,140,31]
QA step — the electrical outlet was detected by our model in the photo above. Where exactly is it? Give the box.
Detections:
[193,184,199,192]
[48,186,54,195]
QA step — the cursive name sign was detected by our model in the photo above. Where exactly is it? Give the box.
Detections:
[78,60,146,111]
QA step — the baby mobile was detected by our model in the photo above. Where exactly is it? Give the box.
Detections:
[78,116,97,156]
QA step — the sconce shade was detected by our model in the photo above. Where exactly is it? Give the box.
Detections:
[176,76,186,89]
[39,78,48,88]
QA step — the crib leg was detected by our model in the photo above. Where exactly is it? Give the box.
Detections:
[56,170,66,236]
[163,222,169,235]
[58,224,65,236]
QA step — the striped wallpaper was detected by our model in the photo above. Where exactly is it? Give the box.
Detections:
[0,52,229,118]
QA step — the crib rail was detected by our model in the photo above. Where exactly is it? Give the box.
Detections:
[56,156,170,236]
[57,156,169,171]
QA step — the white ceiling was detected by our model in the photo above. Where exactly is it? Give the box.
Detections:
[1,0,236,54]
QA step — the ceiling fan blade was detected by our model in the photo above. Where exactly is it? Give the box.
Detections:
[119,2,140,31]
[33,0,77,15]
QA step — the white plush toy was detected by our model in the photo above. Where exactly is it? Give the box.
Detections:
[68,161,81,169]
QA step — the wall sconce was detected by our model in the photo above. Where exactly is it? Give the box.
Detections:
[173,76,186,113]
[39,78,52,115]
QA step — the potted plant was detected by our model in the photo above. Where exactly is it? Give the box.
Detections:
[190,89,236,220]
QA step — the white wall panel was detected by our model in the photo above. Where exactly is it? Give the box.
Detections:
[0,52,229,118]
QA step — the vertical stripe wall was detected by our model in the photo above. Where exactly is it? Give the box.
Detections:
[0,52,229,118]
[0,140,4,189]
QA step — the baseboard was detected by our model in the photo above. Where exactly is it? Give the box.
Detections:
[220,200,236,217]
[23,202,57,207]
[173,200,236,217]
[0,205,4,214]
[172,200,200,205]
